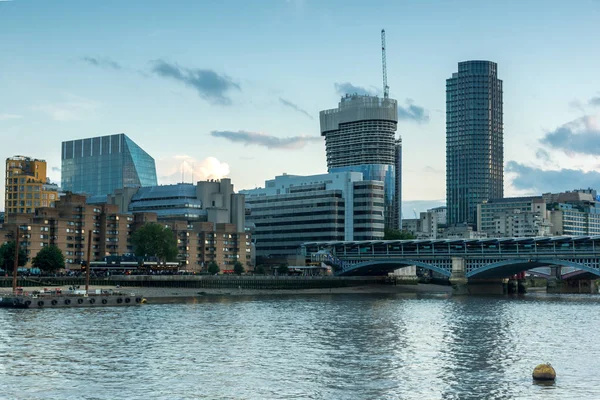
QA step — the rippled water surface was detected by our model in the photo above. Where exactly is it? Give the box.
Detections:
[1,293,600,399]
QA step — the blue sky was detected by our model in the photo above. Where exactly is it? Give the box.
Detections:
[1,0,600,216]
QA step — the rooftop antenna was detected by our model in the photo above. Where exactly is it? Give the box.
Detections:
[381,29,389,99]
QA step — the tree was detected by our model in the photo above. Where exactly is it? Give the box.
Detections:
[207,261,220,275]
[0,241,27,273]
[233,261,244,275]
[384,228,416,240]
[131,223,178,262]
[254,265,266,275]
[32,245,65,273]
[278,263,289,275]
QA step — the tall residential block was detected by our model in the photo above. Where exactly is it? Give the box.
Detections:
[320,94,400,229]
[446,61,503,226]
[61,133,157,197]
[5,156,58,217]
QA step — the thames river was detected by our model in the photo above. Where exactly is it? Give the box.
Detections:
[1,293,599,399]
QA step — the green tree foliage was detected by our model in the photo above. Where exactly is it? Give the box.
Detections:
[32,245,65,273]
[233,261,244,275]
[207,261,220,275]
[0,241,27,273]
[131,223,178,262]
[254,265,266,275]
[278,263,289,275]
[383,228,416,240]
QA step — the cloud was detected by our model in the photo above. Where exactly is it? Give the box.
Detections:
[398,99,430,124]
[540,115,600,156]
[535,148,552,164]
[150,60,240,105]
[82,56,122,70]
[210,130,320,149]
[422,165,442,173]
[334,82,378,96]
[51,167,61,173]
[279,98,313,119]
[0,113,22,121]
[507,161,600,193]
[33,95,100,121]
[590,96,600,107]
[158,155,230,184]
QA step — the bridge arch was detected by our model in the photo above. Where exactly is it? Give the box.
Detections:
[467,258,600,279]
[338,259,451,277]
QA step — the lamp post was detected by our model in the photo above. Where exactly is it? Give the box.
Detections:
[12,226,20,294]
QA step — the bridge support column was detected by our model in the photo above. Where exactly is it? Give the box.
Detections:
[450,257,468,295]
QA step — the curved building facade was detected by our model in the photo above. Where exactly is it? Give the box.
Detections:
[320,95,399,228]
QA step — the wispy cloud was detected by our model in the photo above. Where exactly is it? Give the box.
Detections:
[33,94,100,121]
[540,114,600,156]
[398,99,430,124]
[211,130,320,149]
[279,97,313,120]
[507,161,600,193]
[334,82,378,96]
[0,113,22,121]
[158,155,230,184]
[51,167,61,173]
[150,60,240,105]
[590,96,600,107]
[81,56,122,70]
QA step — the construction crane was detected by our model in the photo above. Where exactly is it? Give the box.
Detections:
[381,29,389,99]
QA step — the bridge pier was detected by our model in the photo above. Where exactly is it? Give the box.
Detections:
[450,257,469,295]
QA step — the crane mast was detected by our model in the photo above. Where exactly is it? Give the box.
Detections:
[381,29,389,99]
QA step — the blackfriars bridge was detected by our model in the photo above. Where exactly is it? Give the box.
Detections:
[302,236,600,293]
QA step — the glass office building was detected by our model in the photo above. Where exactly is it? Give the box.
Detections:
[61,134,157,197]
[446,61,503,226]
[320,94,400,228]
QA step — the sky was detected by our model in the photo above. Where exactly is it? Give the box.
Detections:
[1,0,600,217]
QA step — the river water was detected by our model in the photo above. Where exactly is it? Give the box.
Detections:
[1,293,599,399]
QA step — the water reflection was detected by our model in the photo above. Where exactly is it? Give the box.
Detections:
[1,293,599,399]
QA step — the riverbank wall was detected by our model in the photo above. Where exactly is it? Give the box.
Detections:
[0,275,388,290]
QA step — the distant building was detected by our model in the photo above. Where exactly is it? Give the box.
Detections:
[446,61,503,226]
[91,178,245,233]
[441,224,488,239]
[241,172,385,259]
[4,156,59,218]
[61,133,157,197]
[402,210,438,239]
[427,206,447,226]
[477,197,550,238]
[545,190,600,236]
[320,94,400,229]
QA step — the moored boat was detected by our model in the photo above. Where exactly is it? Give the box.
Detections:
[0,289,146,309]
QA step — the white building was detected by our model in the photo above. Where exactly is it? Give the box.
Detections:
[402,210,438,239]
[427,206,447,226]
[477,197,550,238]
[241,172,385,258]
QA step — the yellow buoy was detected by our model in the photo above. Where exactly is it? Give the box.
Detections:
[532,363,556,381]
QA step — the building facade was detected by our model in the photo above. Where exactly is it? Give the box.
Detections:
[401,210,438,239]
[477,197,550,237]
[427,206,447,226]
[320,94,400,229]
[5,156,59,217]
[61,133,157,197]
[446,60,503,226]
[241,172,385,259]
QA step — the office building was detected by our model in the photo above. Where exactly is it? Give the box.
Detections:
[401,210,438,239]
[320,94,399,228]
[477,197,550,237]
[241,172,385,259]
[61,133,157,197]
[545,190,600,236]
[427,206,447,226]
[4,156,59,217]
[446,61,503,226]
[394,138,402,229]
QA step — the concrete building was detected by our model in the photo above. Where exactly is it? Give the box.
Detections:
[394,138,402,229]
[545,190,600,236]
[61,133,157,197]
[402,211,438,239]
[440,224,488,239]
[477,197,550,238]
[90,179,245,233]
[0,193,252,272]
[4,156,59,218]
[320,94,400,229]
[446,61,503,226]
[241,172,385,259]
[428,206,447,226]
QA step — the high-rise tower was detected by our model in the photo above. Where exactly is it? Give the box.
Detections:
[320,94,399,228]
[61,133,157,197]
[446,60,504,226]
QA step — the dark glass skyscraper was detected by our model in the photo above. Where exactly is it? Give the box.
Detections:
[61,133,157,197]
[446,61,503,226]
